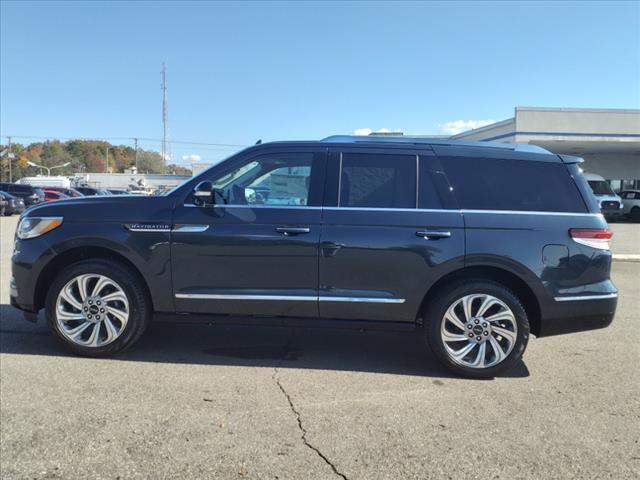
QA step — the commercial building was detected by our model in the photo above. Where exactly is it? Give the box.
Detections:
[449,107,640,191]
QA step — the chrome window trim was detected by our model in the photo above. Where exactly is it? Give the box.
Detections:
[337,151,343,207]
[175,293,405,303]
[554,293,618,302]
[415,154,419,209]
[181,203,602,217]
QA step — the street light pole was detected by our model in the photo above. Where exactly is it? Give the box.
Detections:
[27,161,70,176]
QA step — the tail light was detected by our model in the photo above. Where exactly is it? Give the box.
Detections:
[569,228,613,250]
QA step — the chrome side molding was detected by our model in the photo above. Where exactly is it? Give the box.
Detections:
[173,225,210,233]
[175,293,405,303]
[554,293,618,302]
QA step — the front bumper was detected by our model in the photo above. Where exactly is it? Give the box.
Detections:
[10,235,56,314]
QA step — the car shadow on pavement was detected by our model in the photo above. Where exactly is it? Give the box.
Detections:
[0,304,530,379]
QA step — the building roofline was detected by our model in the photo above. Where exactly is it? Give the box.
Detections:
[516,106,640,114]
[449,117,515,139]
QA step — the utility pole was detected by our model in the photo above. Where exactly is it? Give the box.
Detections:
[105,146,109,173]
[134,137,139,171]
[161,62,168,174]
[7,136,11,182]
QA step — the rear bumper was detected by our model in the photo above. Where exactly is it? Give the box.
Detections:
[537,293,617,337]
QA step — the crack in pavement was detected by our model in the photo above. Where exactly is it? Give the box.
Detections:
[273,330,348,480]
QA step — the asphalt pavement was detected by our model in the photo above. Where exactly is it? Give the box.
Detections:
[0,215,639,479]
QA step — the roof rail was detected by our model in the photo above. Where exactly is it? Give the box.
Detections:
[321,135,552,155]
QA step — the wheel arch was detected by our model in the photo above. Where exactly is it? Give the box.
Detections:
[34,246,153,312]
[417,265,542,336]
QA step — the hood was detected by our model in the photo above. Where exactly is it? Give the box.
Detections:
[25,195,175,223]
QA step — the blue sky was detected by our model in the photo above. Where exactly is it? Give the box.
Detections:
[1,1,639,164]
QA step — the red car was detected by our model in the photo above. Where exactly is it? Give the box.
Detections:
[43,189,70,202]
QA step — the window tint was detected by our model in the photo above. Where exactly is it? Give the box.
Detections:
[588,180,614,195]
[339,153,416,208]
[441,156,587,213]
[212,153,313,206]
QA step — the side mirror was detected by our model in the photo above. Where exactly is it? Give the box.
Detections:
[193,181,214,205]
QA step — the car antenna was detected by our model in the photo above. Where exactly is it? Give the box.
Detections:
[255,139,262,145]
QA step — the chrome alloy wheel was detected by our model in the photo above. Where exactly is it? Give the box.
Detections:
[440,294,518,369]
[55,274,130,347]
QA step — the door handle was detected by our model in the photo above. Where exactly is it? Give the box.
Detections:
[276,227,310,236]
[416,230,451,240]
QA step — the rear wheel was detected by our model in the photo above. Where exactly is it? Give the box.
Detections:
[45,259,150,356]
[425,280,530,378]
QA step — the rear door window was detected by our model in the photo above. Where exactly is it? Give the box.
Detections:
[439,155,587,213]
[339,153,416,208]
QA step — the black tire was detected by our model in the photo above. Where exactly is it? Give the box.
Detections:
[630,207,640,222]
[45,259,151,357]
[424,279,530,379]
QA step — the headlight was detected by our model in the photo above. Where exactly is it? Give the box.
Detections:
[17,217,63,239]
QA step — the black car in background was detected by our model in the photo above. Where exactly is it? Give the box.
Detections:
[9,136,617,378]
[0,191,26,215]
[0,182,44,207]
[74,186,111,196]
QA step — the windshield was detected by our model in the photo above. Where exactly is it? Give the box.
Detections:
[588,180,615,195]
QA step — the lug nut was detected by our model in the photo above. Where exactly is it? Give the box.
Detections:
[83,307,88,312]
[483,331,489,336]
[476,336,482,341]
[482,322,487,328]
[88,300,93,305]
[100,308,105,313]
[468,333,474,338]
[96,315,100,320]
[87,314,92,319]
[474,319,480,324]
[97,301,101,306]
[467,324,472,329]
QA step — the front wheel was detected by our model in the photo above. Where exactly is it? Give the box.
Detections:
[425,280,530,378]
[45,259,150,356]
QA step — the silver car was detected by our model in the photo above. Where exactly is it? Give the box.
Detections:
[619,190,640,221]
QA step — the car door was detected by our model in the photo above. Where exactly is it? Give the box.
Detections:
[318,147,465,323]
[171,147,326,318]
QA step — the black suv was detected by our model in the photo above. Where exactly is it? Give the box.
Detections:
[0,182,44,207]
[10,137,617,377]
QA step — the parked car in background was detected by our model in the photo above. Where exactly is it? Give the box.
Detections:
[107,189,128,195]
[16,176,71,189]
[619,190,640,221]
[10,136,617,379]
[43,189,70,202]
[0,182,45,207]
[45,186,84,198]
[584,173,624,221]
[74,186,109,196]
[0,195,6,216]
[0,191,26,216]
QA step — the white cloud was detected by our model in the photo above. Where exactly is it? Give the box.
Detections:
[353,127,392,136]
[438,119,496,136]
[181,154,202,162]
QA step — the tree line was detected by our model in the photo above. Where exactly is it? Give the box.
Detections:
[0,139,192,181]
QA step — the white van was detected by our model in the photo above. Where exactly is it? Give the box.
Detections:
[583,173,624,221]
[16,176,71,189]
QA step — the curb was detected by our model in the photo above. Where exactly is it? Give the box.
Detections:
[612,254,640,263]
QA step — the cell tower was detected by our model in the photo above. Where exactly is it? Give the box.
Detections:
[161,62,169,172]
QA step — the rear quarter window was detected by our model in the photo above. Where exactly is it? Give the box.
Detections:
[440,156,587,213]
